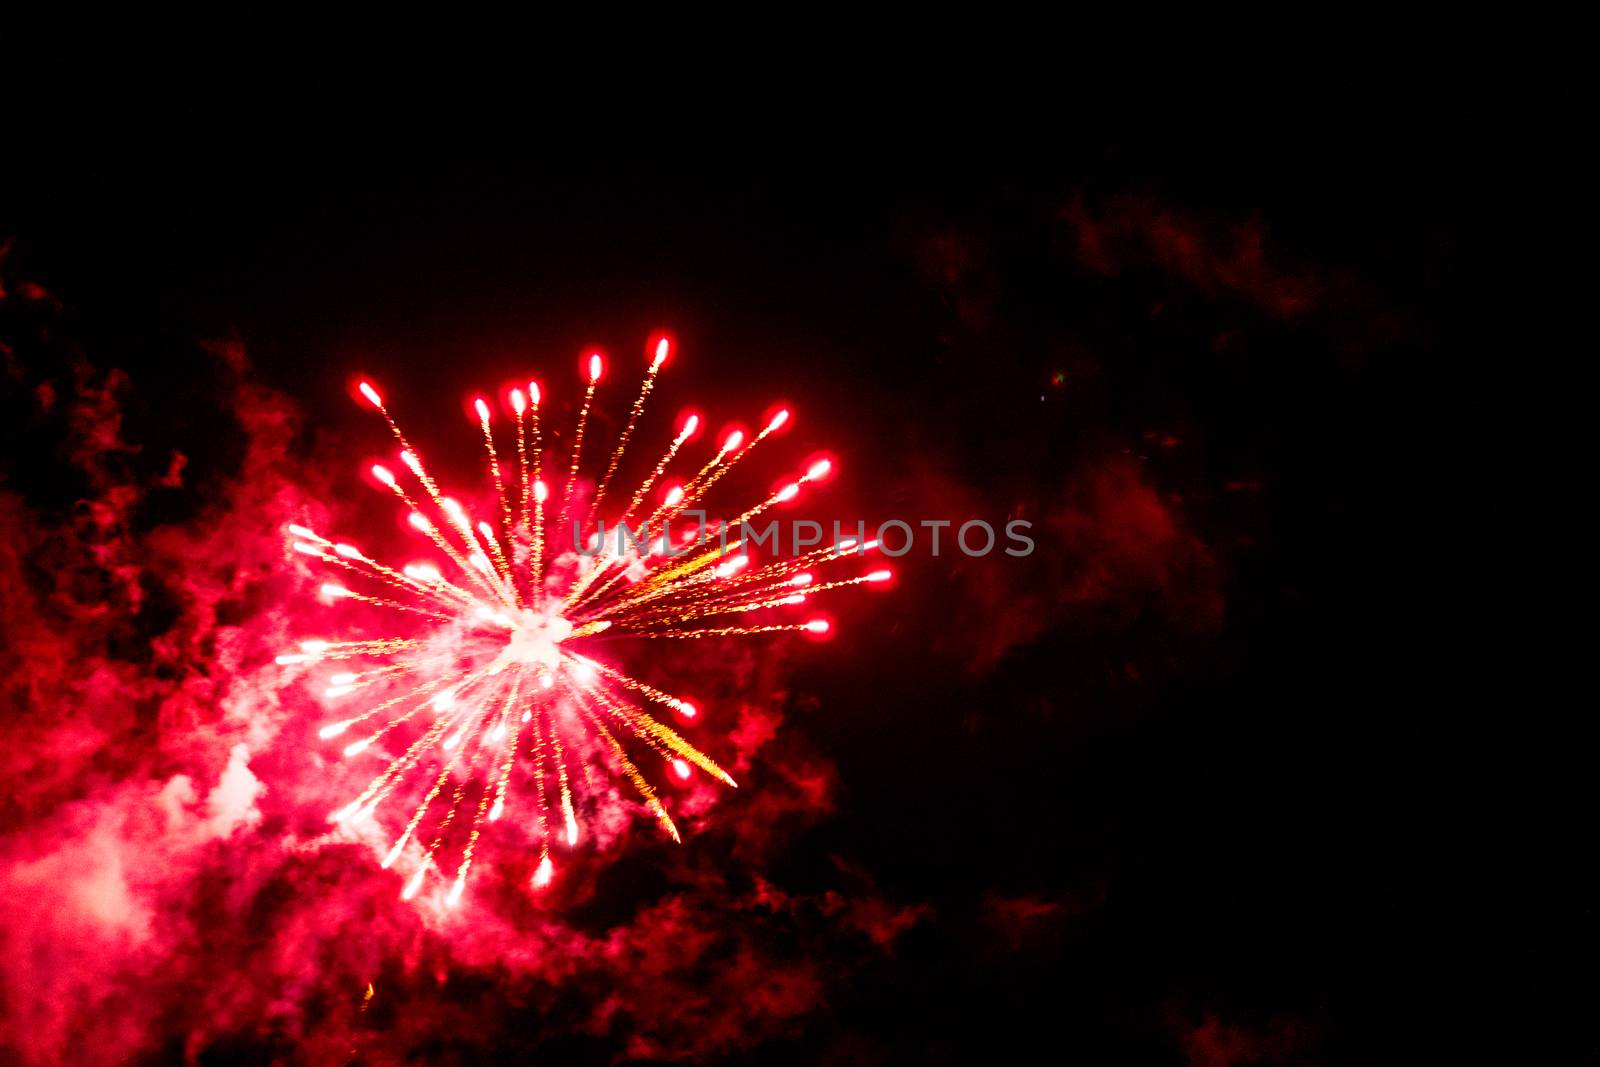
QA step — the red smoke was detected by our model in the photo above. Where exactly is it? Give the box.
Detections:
[900,455,1224,676]
[1061,194,1325,319]
[0,263,925,1063]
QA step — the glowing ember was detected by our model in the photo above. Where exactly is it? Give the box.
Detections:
[283,336,884,900]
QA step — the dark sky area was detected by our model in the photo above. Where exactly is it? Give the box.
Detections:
[1,124,1463,1064]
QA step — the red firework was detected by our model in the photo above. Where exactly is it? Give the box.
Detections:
[279,337,887,904]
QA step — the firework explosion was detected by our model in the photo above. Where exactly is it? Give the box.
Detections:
[280,337,888,904]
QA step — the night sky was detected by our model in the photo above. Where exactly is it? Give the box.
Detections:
[1,127,1454,1064]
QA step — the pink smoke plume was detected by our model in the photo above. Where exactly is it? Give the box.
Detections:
[0,262,925,1063]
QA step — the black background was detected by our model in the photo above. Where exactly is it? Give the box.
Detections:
[3,117,1457,1063]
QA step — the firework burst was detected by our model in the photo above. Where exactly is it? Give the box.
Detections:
[280,337,886,903]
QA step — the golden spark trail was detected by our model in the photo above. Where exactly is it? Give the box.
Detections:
[373,461,504,605]
[620,414,698,527]
[485,677,524,825]
[528,703,552,849]
[475,400,515,550]
[550,727,578,847]
[561,354,603,527]
[513,389,532,539]
[580,700,680,843]
[588,338,668,523]
[635,620,830,639]
[574,674,737,788]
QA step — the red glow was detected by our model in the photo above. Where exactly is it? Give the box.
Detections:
[802,451,837,483]
[758,400,794,435]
